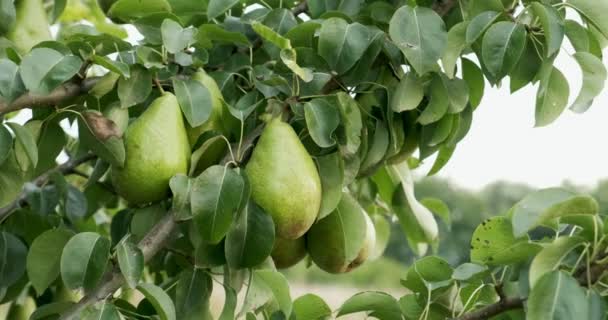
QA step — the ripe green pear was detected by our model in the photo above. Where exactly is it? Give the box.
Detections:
[6,297,36,320]
[271,237,307,269]
[6,0,52,53]
[307,193,376,273]
[111,93,190,205]
[246,117,322,239]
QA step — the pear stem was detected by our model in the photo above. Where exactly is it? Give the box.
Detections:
[153,78,166,94]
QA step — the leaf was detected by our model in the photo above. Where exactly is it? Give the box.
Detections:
[470,216,541,266]
[420,197,450,228]
[0,59,25,102]
[191,165,246,244]
[108,0,172,21]
[481,21,527,80]
[207,0,239,19]
[280,48,313,82]
[427,144,456,176]
[530,3,565,57]
[529,236,586,288]
[169,174,193,221]
[175,268,212,319]
[198,24,251,47]
[293,294,331,320]
[509,38,543,93]
[6,122,38,171]
[570,52,607,113]
[369,214,391,260]
[452,263,488,281]
[316,153,344,220]
[219,285,237,320]
[27,229,73,295]
[389,5,447,75]
[117,65,152,108]
[116,235,143,288]
[510,187,598,237]
[0,125,12,166]
[0,0,15,34]
[91,55,130,78]
[462,58,484,108]
[78,113,125,168]
[418,75,449,125]
[442,21,468,79]
[527,271,589,320]
[391,72,424,112]
[225,201,275,269]
[337,291,402,320]
[565,20,591,53]
[304,98,340,148]
[318,18,372,74]
[60,232,110,291]
[30,302,75,320]
[19,48,82,95]
[0,232,27,287]
[535,64,570,127]
[81,303,122,320]
[253,270,292,317]
[401,256,453,293]
[172,78,213,127]
[161,19,197,54]
[336,92,363,156]
[137,283,177,320]
[51,0,67,23]
[228,91,263,121]
[441,74,469,113]
[251,21,291,50]
[466,11,501,44]
[64,185,88,222]
[567,0,608,39]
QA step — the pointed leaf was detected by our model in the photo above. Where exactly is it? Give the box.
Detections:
[20,48,82,95]
[529,236,586,288]
[117,65,152,108]
[207,0,239,19]
[27,229,74,295]
[570,52,607,113]
[172,78,213,127]
[442,21,469,78]
[137,283,177,320]
[391,72,424,112]
[338,291,402,320]
[175,268,213,319]
[466,11,501,44]
[316,153,344,220]
[0,59,25,102]
[6,122,38,170]
[225,201,275,269]
[318,18,372,74]
[527,271,589,320]
[530,3,565,57]
[60,232,110,291]
[116,235,143,288]
[0,232,27,287]
[304,98,340,148]
[481,21,527,80]
[566,0,608,39]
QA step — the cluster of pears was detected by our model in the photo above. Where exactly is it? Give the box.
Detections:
[109,69,378,273]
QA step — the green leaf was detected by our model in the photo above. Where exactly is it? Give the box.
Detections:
[77,112,125,168]
[567,0,608,39]
[251,21,291,50]
[336,92,363,156]
[481,21,527,80]
[161,19,197,54]
[0,0,15,34]
[389,5,447,75]
[564,20,591,53]
[0,59,25,102]
[470,216,541,266]
[116,235,143,289]
[175,268,212,319]
[462,58,484,109]
[172,78,213,127]
[369,214,391,260]
[337,291,402,320]
[60,232,110,291]
[0,125,12,166]
[228,91,263,121]
[530,3,565,57]
[570,52,607,113]
[117,65,152,108]
[137,283,177,320]
[219,285,237,320]
[452,263,488,281]
[441,74,469,113]
[108,0,172,21]
[6,122,38,171]
[91,55,130,78]
[280,48,313,82]
[207,0,239,19]
[442,21,468,79]
[293,294,331,320]
[64,185,88,222]
[225,201,275,269]
[169,174,193,221]
[510,188,598,237]
[509,38,543,93]
[19,48,82,95]
[191,165,247,244]
[198,24,251,47]
[535,65,570,127]
[529,236,586,288]
[27,229,73,295]
[82,303,122,320]
[316,153,344,220]
[0,232,27,287]
[427,144,456,176]
[418,75,449,125]
[30,302,75,320]
[527,271,589,320]
[253,270,293,317]
[304,98,340,148]
[466,11,501,44]
[318,18,372,74]
[391,72,424,112]
[401,256,453,293]
[420,197,450,228]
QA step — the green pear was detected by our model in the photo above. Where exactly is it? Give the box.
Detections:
[111,93,190,205]
[186,70,238,145]
[307,193,375,273]
[271,237,307,269]
[6,297,36,320]
[6,0,52,54]
[246,117,322,239]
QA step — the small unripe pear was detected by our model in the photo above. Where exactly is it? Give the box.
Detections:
[6,0,52,53]
[271,237,307,269]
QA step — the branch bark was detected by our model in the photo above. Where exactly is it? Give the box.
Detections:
[456,297,525,320]
[0,153,97,223]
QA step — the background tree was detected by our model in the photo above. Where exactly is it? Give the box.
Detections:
[0,0,607,319]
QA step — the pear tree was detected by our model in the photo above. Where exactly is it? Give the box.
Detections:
[0,0,607,319]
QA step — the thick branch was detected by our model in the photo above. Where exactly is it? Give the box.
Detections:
[456,297,525,320]
[0,77,99,115]
[0,153,96,223]
[59,213,178,320]
[433,0,459,17]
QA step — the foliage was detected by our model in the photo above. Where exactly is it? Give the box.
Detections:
[0,0,606,319]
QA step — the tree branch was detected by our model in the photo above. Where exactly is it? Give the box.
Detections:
[0,77,100,115]
[58,212,178,320]
[0,153,97,223]
[456,297,525,320]
[433,0,459,17]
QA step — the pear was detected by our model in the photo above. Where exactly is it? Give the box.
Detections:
[6,0,52,53]
[111,93,190,205]
[271,237,307,269]
[307,193,375,273]
[6,297,36,320]
[246,117,322,239]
